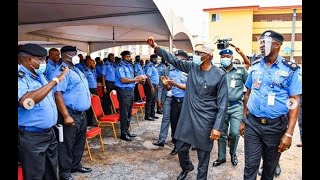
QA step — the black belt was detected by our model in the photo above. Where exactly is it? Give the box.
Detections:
[228,100,241,107]
[106,80,115,83]
[117,87,134,91]
[18,126,52,133]
[172,96,184,103]
[67,108,85,115]
[249,112,284,125]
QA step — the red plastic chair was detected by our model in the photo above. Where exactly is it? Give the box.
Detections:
[97,85,104,99]
[133,84,146,119]
[91,94,120,140]
[110,90,140,128]
[85,127,105,161]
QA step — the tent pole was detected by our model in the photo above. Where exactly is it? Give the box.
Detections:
[87,43,91,54]
[169,35,173,53]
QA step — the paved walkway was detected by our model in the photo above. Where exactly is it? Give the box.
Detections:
[74,113,302,180]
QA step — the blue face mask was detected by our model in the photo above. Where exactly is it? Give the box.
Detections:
[193,55,203,65]
[31,58,47,75]
[220,58,232,67]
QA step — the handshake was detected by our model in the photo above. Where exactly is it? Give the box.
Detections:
[161,76,175,91]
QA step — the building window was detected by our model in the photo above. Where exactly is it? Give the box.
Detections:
[211,14,220,22]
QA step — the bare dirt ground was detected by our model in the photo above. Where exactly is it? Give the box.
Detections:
[74,113,302,180]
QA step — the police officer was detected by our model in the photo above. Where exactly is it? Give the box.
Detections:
[44,48,61,79]
[240,30,302,180]
[144,54,160,120]
[102,53,116,114]
[75,54,86,72]
[147,37,228,180]
[133,55,145,102]
[156,58,167,114]
[115,50,146,141]
[167,50,189,155]
[95,57,104,83]
[152,50,188,150]
[18,43,69,180]
[49,46,92,180]
[83,58,98,126]
[212,49,248,167]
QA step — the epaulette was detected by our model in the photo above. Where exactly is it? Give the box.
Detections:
[282,59,300,71]
[252,59,261,65]
[18,71,25,78]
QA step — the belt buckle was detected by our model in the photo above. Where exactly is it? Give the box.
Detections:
[260,118,267,124]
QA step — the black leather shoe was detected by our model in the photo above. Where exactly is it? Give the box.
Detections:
[145,117,155,121]
[71,167,92,173]
[127,132,137,138]
[212,159,226,167]
[177,166,194,180]
[150,116,159,119]
[231,154,238,166]
[156,110,163,114]
[120,134,133,141]
[152,141,164,147]
[170,146,178,155]
[275,164,281,176]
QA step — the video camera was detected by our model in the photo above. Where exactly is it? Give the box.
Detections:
[215,38,232,50]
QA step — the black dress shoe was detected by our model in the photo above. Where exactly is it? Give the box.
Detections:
[156,110,163,114]
[71,167,92,173]
[170,146,178,155]
[120,134,133,141]
[275,164,281,176]
[231,154,238,166]
[212,159,226,167]
[152,141,164,147]
[177,166,194,180]
[145,117,155,121]
[150,116,159,119]
[127,132,137,137]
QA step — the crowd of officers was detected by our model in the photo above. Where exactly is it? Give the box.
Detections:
[18,29,302,180]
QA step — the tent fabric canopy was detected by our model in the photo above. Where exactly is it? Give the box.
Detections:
[18,0,195,53]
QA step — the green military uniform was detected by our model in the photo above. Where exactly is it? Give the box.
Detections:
[217,64,248,162]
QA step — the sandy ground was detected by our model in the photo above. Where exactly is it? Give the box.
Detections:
[74,113,302,180]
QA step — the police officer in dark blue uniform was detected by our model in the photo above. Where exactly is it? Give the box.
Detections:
[240,30,302,180]
[49,46,92,180]
[18,43,69,180]
[114,50,146,141]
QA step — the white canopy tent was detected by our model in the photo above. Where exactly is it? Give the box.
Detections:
[18,0,195,53]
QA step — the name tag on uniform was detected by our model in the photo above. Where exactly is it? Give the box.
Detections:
[267,93,275,106]
[230,79,236,88]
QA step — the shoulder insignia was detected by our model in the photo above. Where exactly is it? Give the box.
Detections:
[252,59,261,65]
[18,71,25,78]
[282,59,299,71]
